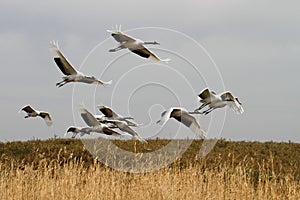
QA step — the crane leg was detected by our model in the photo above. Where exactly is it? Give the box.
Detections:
[56,81,67,88]
[56,80,64,87]
[199,103,208,110]
[195,103,207,112]
[203,107,216,115]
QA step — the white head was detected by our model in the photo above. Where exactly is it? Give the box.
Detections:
[144,41,160,45]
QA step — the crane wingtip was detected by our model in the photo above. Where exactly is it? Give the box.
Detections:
[160,58,171,63]
[64,131,69,137]
[49,40,59,48]
[135,135,148,143]
[97,105,105,110]
[100,80,112,86]
[45,120,53,127]
[107,24,122,34]
[106,80,113,85]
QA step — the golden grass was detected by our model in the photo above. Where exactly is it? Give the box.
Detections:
[0,155,299,200]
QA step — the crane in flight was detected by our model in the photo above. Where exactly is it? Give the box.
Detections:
[20,105,52,126]
[65,108,122,138]
[157,107,206,139]
[49,41,112,87]
[108,25,170,62]
[195,88,244,115]
[102,119,147,143]
[97,105,141,127]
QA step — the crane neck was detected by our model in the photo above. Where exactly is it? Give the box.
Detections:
[144,41,159,45]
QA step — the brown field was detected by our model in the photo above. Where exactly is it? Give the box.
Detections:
[0,139,299,199]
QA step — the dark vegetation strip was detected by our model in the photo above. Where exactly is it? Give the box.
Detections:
[0,138,299,182]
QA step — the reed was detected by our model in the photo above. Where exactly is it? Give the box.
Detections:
[0,153,299,200]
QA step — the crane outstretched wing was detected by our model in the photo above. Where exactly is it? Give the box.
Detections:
[177,112,206,138]
[198,88,211,100]
[130,47,161,61]
[102,127,123,136]
[21,105,36,114]
[80,108,100,127]
[228,100,244,114]
[110,32,136,43]
[39,112,53,126]
[98,105,119,118]
[50,41,78,75]
[157,108,173,126]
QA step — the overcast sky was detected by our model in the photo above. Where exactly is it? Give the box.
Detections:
[0,0,299,143]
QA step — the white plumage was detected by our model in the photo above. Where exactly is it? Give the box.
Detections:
[103,119,147,143]
[65,108,122,138]
[157,107,206,139]
[49,41,112,87]
[97,105,140,127]
[195,88,244,115]
[21,105,52,126]
[108,25,170,62]
[96,105,146,143]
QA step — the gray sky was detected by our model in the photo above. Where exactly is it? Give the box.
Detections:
[0,0,299,142]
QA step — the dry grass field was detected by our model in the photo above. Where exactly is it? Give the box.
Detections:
[0,139,299,199]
